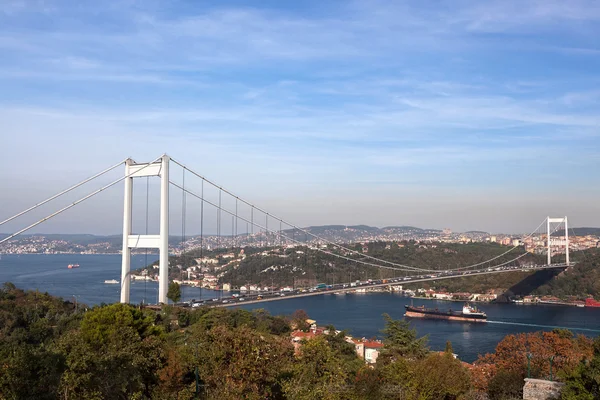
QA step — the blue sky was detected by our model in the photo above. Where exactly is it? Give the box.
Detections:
[1,0,599,234]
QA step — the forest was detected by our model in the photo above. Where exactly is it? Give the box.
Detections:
[1,282,599,399]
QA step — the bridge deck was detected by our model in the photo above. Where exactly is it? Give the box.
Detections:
[206,264,569,308]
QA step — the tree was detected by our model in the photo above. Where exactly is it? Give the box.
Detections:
[487,369,524,400]
[445,340,454,354]
[0,285,79,399]
[377,351,471,400]
[476,330,593,382]
[167,282,182,303]
[378,313,429,364]
[282,336,352,399]
[291,309,310,331]
[353,367,386,400]
[560,337,600,400]
[57,304,166,399]
[79,303,162,343]
[191,324,293,399]
[153,344,195,400]
[410,352,472,400]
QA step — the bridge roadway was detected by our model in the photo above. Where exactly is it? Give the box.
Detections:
[181,263,569,309]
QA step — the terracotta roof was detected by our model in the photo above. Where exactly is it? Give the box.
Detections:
[291,331,316,339]
[363,341,384,348]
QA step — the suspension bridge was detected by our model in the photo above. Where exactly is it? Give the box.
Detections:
[0,155,573,306]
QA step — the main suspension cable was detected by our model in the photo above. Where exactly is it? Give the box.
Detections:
[170,157,534,272]
[169,181,435,272]
[0,158,127,227]
[0,156,162,245]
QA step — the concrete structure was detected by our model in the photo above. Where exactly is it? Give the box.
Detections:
[121,155,170,304]
[523,378,564,400]
[547,217,569,266]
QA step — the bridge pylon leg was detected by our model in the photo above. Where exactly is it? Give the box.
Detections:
[158,155,170,304]
[120,159,133,304]
[565,216,569,266]
[119,155,169,304]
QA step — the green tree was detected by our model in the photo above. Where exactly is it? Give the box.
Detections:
[560,337,600,400]
[0,343,65,400]
[410,352,472,400]
[167,282,182,303]
[190,324,293,399]
[291,309,310,331]
[487,369,524,400]
[0,284,80,399]
[57,304,166,399]
[353,367,385,400]
[378,313,429,364]
[377,351,472,400]
[282,336,352,400]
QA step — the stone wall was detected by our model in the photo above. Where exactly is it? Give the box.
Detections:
[523,378,565,400]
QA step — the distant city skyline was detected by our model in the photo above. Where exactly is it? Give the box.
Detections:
[1,1,599,234]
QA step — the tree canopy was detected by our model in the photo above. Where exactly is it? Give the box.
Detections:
[0,283,595,400]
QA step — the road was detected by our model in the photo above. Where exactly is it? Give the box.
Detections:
[177,263,569,309]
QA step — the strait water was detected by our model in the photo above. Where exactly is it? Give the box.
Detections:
[1,254,599,362]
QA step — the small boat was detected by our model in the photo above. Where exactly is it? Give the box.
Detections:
[104,279,119,284]
[67,264,80,269]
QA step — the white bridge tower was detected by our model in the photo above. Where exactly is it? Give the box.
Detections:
[121,155,170,304]
[547,216,569,266]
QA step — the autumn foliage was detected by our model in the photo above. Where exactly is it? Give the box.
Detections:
[473,329,594,395]
[1,283,598,400]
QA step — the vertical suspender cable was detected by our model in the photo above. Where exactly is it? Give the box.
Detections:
[235,198,238,250]
[218,190,221,250]
[217,189,221,299]
[305,231,309,281]
[144,177,149,304]
[181,168,187,298]
[199,179,204,300]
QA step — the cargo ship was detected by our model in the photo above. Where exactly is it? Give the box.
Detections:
[404,303,487,322]
[67,264,80,269]
[586,297,600,308]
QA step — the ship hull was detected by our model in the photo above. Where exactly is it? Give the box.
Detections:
[404,305,487,323]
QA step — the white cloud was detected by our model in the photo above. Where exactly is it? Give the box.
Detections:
[1,0,599,233]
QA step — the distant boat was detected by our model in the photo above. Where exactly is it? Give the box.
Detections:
[104,279,119,284]
[67,264,80,269]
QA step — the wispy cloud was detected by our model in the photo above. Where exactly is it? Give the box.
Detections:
[1,0,599,232]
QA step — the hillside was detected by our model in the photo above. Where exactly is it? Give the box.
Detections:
[533,249,600,298]
[164,242,545,294]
